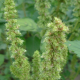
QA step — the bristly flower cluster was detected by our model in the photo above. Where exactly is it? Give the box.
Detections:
[41,17,68,80]
[4,0,30,80]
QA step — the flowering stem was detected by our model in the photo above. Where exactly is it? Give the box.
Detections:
[4,0,30,80]
[22,1,26,17]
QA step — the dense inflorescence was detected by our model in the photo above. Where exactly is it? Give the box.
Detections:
[41,17,68,80]
[35,0,52,36]
[4,0,30,80]
[4,0,68,80]
[32,50,41,80]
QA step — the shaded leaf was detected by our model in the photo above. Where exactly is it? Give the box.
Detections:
[0,75,6,80]
[0,19,6,23]
[26,36,40,57]
[0,42,7,50]
[0,54,4,66]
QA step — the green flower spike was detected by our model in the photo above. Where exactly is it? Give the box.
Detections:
[35,0,52,36]
[41,17,68,80]
[4,0,30,80]
[32,50,41,80]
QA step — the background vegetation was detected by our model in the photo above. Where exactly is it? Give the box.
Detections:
[0,0,80,80]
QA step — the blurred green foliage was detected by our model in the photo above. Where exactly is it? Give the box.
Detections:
[0,0,80,80]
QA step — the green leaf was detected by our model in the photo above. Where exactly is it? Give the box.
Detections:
[40,36,47,53]
[17,18,38,32]
[0,29,1,37]
[66,18,77,23]
[0,54,4,66]
[0,19,6,23]
[26,36,41,57]
[0,20,6,32]
[0,42,7,50]
[65,41,80,58]
[17,0,23,5]
[0,75,6,80]
[0,13,2,19]
[26,0,34,4]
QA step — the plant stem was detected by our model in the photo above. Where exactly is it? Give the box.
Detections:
[22,1,26,17]
[56,1,60,17]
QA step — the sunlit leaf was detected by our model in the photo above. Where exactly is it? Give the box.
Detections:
[17,18,38,32]
[65,41,80,58]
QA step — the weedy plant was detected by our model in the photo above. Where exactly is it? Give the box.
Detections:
[4,0,30,80]
[41,17,68,80]
[4,0,68,80]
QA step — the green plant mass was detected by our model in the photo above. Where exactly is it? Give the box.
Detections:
[0,0,80,80]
